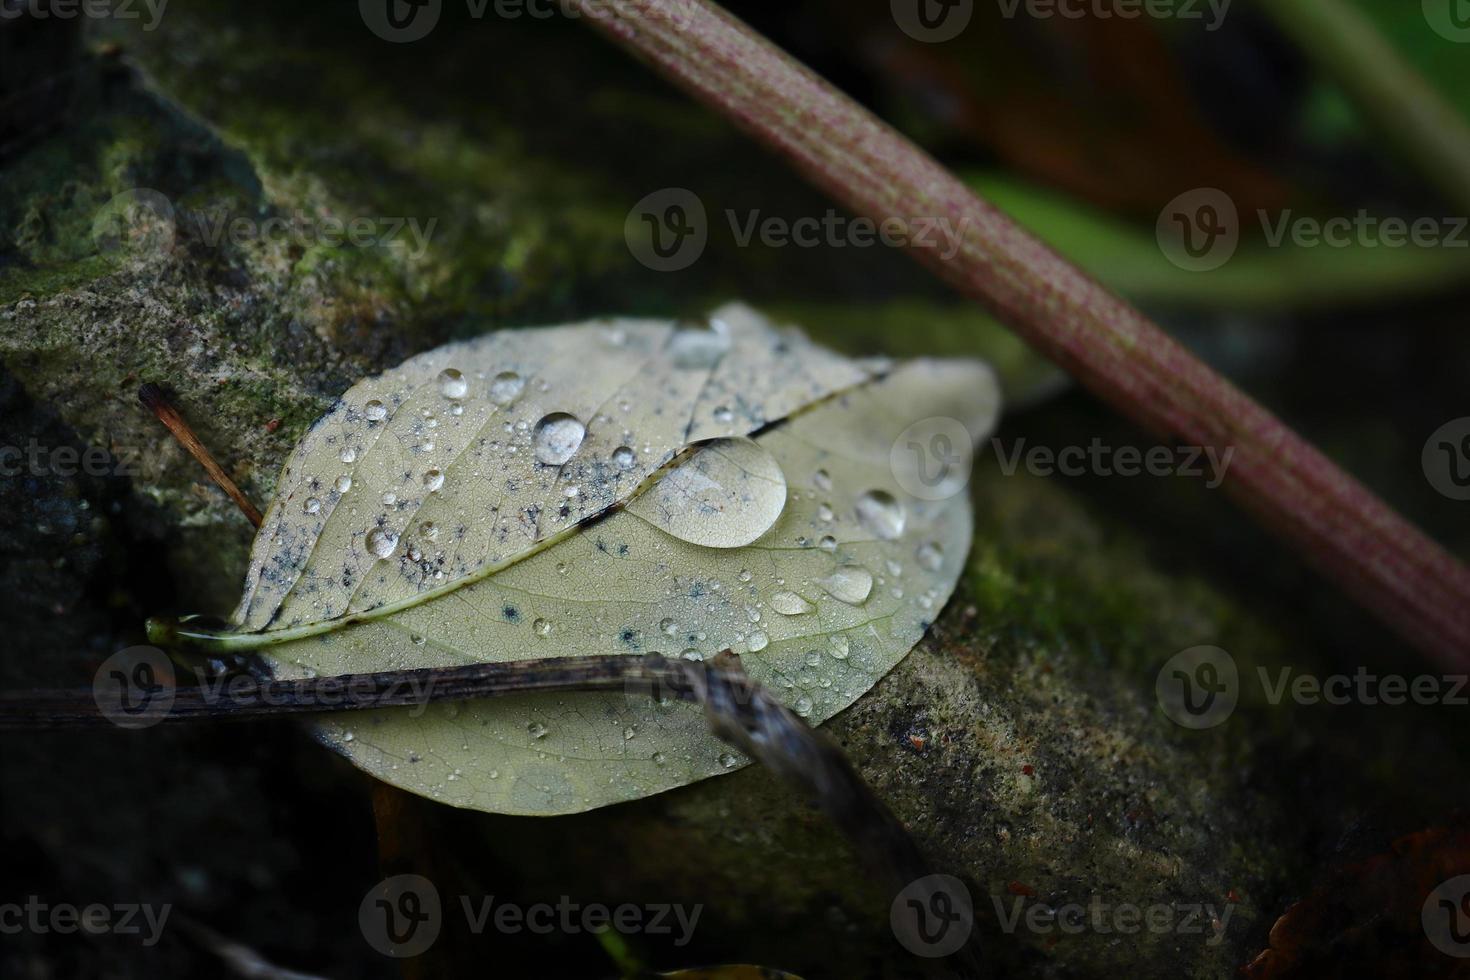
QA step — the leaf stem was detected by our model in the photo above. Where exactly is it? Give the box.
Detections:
[571,0,1470,668]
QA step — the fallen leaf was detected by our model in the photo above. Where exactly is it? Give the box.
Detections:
[198,304,999,814]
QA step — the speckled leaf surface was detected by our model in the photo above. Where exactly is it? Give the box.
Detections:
[228,307,1000,814]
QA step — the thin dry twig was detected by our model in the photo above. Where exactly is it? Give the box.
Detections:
[139,383,263,528]
[0,652,981,974]
[569,0,1470,668]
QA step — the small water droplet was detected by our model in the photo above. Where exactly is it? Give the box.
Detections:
[303,497,321,514]
[612,445,636,470]
[652,751,667,766]
[817,565,873,605]
[659,617,677,636]
[829,635,850,659]
[817,503,834,523]
[623,726,637,740]
[343,731,355,742]
[712,405,734,423]
[794,695,814,717]
[364,400,387,421]
[770,590,813,616]
[855,490,905,540]
[420,521,439,541]
[805,650,821,667]
[886,559,903,576]
[917,541,943,572]
[340,446,357,463]
[738,568,752,583]
[748,630,769,652]
[533,617,552,637]
[533,413,586,465]
[382,491,397,506]
[527,721,548,739]
[818,535,838,552]
[813,469,832,491]
[681,648,704,661]
[718,751,739,769]
[422,468,445,492]
[366,526,398,559]
[489,371,524,405]
[437,368,468,399]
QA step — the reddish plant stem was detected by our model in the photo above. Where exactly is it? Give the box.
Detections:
[139,383,264,528]
[573,0,1470,667]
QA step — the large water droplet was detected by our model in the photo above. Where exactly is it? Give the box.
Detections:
[366,527,398,559]
[437,368,467,399]
[532,413,586,465]
[612,446,636,470]
[817,565,873,605]
[747,630,769,652]
[669,322,731,369]
[422,468,445,492]
[303,497,321,515]
[626,436,787,548]
[855,489,905,540]
[335,474,353,493]
[364,400,388,421]
[770,590,814,616]
[489,371,524,405]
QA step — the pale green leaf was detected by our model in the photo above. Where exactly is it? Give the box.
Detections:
[212,306,1000,815]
